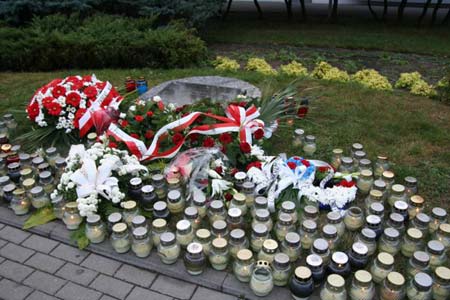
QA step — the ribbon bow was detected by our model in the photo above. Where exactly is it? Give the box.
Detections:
[70,156,119,201]
[220,105,264,145]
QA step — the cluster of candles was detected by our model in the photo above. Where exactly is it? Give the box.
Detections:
[1,118,449,299]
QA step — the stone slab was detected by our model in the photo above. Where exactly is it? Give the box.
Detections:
[151,275,196,300]
[90,274,133,300]
[114,264,156,288]
[0,242,35,263]
[25,252,65,274]
[56,282,102,300]
[81,253,122,276]
[27,290,60,300]
[0,278,34,300]
[0,225,30,244]
[192,287,237,300]
[141,76,261,106]
[0,260,34,282]
[56,262,98,286]
[23,271,67,295]
[22,234,59,254]
[126,286,172,300]
[50,243,88,264]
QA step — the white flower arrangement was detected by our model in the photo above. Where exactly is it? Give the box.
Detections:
[52,139,148,217]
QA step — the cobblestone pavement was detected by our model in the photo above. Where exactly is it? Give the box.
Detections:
[0,222,239,300]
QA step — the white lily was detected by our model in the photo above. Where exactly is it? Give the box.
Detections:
[211,179,232,197]
[208,169,222,179]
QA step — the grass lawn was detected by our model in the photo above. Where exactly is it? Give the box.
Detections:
[0,69,449,208]
[204,18,450,56]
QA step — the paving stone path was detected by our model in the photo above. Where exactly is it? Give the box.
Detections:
[0,222,238,300]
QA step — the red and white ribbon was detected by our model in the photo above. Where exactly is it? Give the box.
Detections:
[79,82,123,137]
[106,104,265,161]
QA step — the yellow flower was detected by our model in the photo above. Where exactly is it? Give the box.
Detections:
[410,79,437,97]
[395,72,422,89]
[279,61,308,77]
[245,58,277,76]
[351,69,392,91]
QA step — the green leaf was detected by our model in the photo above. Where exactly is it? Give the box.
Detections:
[70,223,90,250]
[23,206,56,230]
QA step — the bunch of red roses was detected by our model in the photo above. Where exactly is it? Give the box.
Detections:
[27,75,122,135]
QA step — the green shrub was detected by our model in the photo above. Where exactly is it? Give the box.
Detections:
[0,0,222,27]
[279,61,308,77]
[436,71,450,104]
[395,72,422,89]
[351,69,392,91]
[311,61,350,82]
[0,15,207,71]
[213,56,240,72]
[245,58,277,76]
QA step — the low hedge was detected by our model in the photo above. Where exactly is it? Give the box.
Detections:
[0,15,207,71]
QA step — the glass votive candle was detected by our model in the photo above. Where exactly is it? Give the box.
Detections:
[122,200,139,226]
[378,227,401,256]
[366,214,383,238]
[229,228,249,259]
[433,266,450,300]
[299,219,318,251]
[176,219,194,249]
[279,200,298,224]
[381,170,395,192]
[370,252,395,284]
[369,202,385,218]
[348,242,369,270]
[184,206,201,230]
[252,208,273,232]
[373,179,388,201]
[192,192,207,218]
[429,207,447,235]
[140,184,156,212]
[107,212,122,233]
[306,254,325,287]
[30,186,50,209]
[233,249,254,283]
[293,128,305,148]
[357,170,373,195]
[311,238,330,266]
[131,215,148,231]
[158,232,180,264]
[326,210,345,237]
[132,227,152,258]
[303,135,316,157]
[229,192,247,215]
[2,183,15,203]
[321,224,339,252]
[194,228,212,256]
[153,201,170,221]
[251,196,268,218]
[344,206,364,231]
[364,190,384,215]
[272,253,291,286]
[331,148,343,170]
[327,251,351,278]
[358,158,372,173]
[111,222,131,254]
[374,155,390,177]
[350,142,364,158]
[380,272,405,300]
[434,223,450,251]
[406,251,431,280]
[250,223,269,253]
[281,232,301,262]
[275,213,295,242]
[408,195,424,219]
[385,212,405,235]
[51,194,65,219]
[233,171,246,191]
[339,157,354,174]
[393,200,409,223]
[354,227,377,256]
[388,184,407,208]
[250,260,274,297]
[209,238,229,271]
[226,207,243,231]
[289,266,314,300]
[167,190,185,214]
[62,202,82,230]
[242,181,255,208]
[151,218,167,247]
[401,228,423,258]
[151,173,167,201]
[320,274,347,300]
[207,200,226,225]
[184,242,206,275]
[211,220,229,241]
[426,240,447,271]
[258,239,278,264]
[302,205,319,223]
[85,214,106,244]
[404,176,418,197]
[406,272,433,300]
[10,188,30,215]
[411,212,431,236]
[349,270,375,300]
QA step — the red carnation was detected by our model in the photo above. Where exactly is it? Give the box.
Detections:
[47,102,62,116]
[230,168,239,176]
[66,92,81,107]
[224,193,233,202]
[145,130,155,139]
[146,111,154,117]
[246,161,262,171]
[27,102,40,121]
[203,137,215,148]
[337,179,356,188]
[253,128,264,140]
[219,133,233,145]
[51,86,66,98]
[109,142,118,148]
[135,115,144,122]
[82,75,92,82]
[189,133,199,142]
[215,166,223,175]
[84,86,98,99]
[239,142,251,153]
[42,97,54,109]
[120,120,129,127]
[238,101,247,107]
[172,133,184,144]
[130,133,140,139]
[287,162,297,170]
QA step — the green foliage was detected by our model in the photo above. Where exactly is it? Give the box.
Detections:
[311,61,350,82]
[0,0,223,27]
[70,223,90,250]
[351,69,392,91]
[279,61,308,77]
[395,72,423,89]
[0,14,207,71]
[395,72,436,98]
[213,56,240,72]
[436,71,450,104]
[245,58,277,76]
[23,206,56,230]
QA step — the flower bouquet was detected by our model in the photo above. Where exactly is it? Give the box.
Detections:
[52,138,148,217]
[21,74,123,150]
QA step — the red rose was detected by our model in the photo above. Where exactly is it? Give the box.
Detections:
[224,193,233,202]
[293,156,301,160]
[246,161,262,171]
[287,162,297,170]
[51,86,66,98]
[109,142,118,148]
[134,115,144,122]
[215,166,223,174]
[338,179,355,188]
[239,142,251,153]
[189,133,199,142]
[253,128,264,140]
[130,133,140,139]
[203,137,215,148]
[84,86,98,99]
[172,133,184,144]
[42,97,54,109]
[301,159,310,167]
[66,92,81,107]
[230,168,239,176]
[47,102,62,116]
[146,111,154,117]
[27,102,40,120]
[238,101,247,107]
[120,120,129,127]
[219,133,233,145]
[145,130,155,139]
